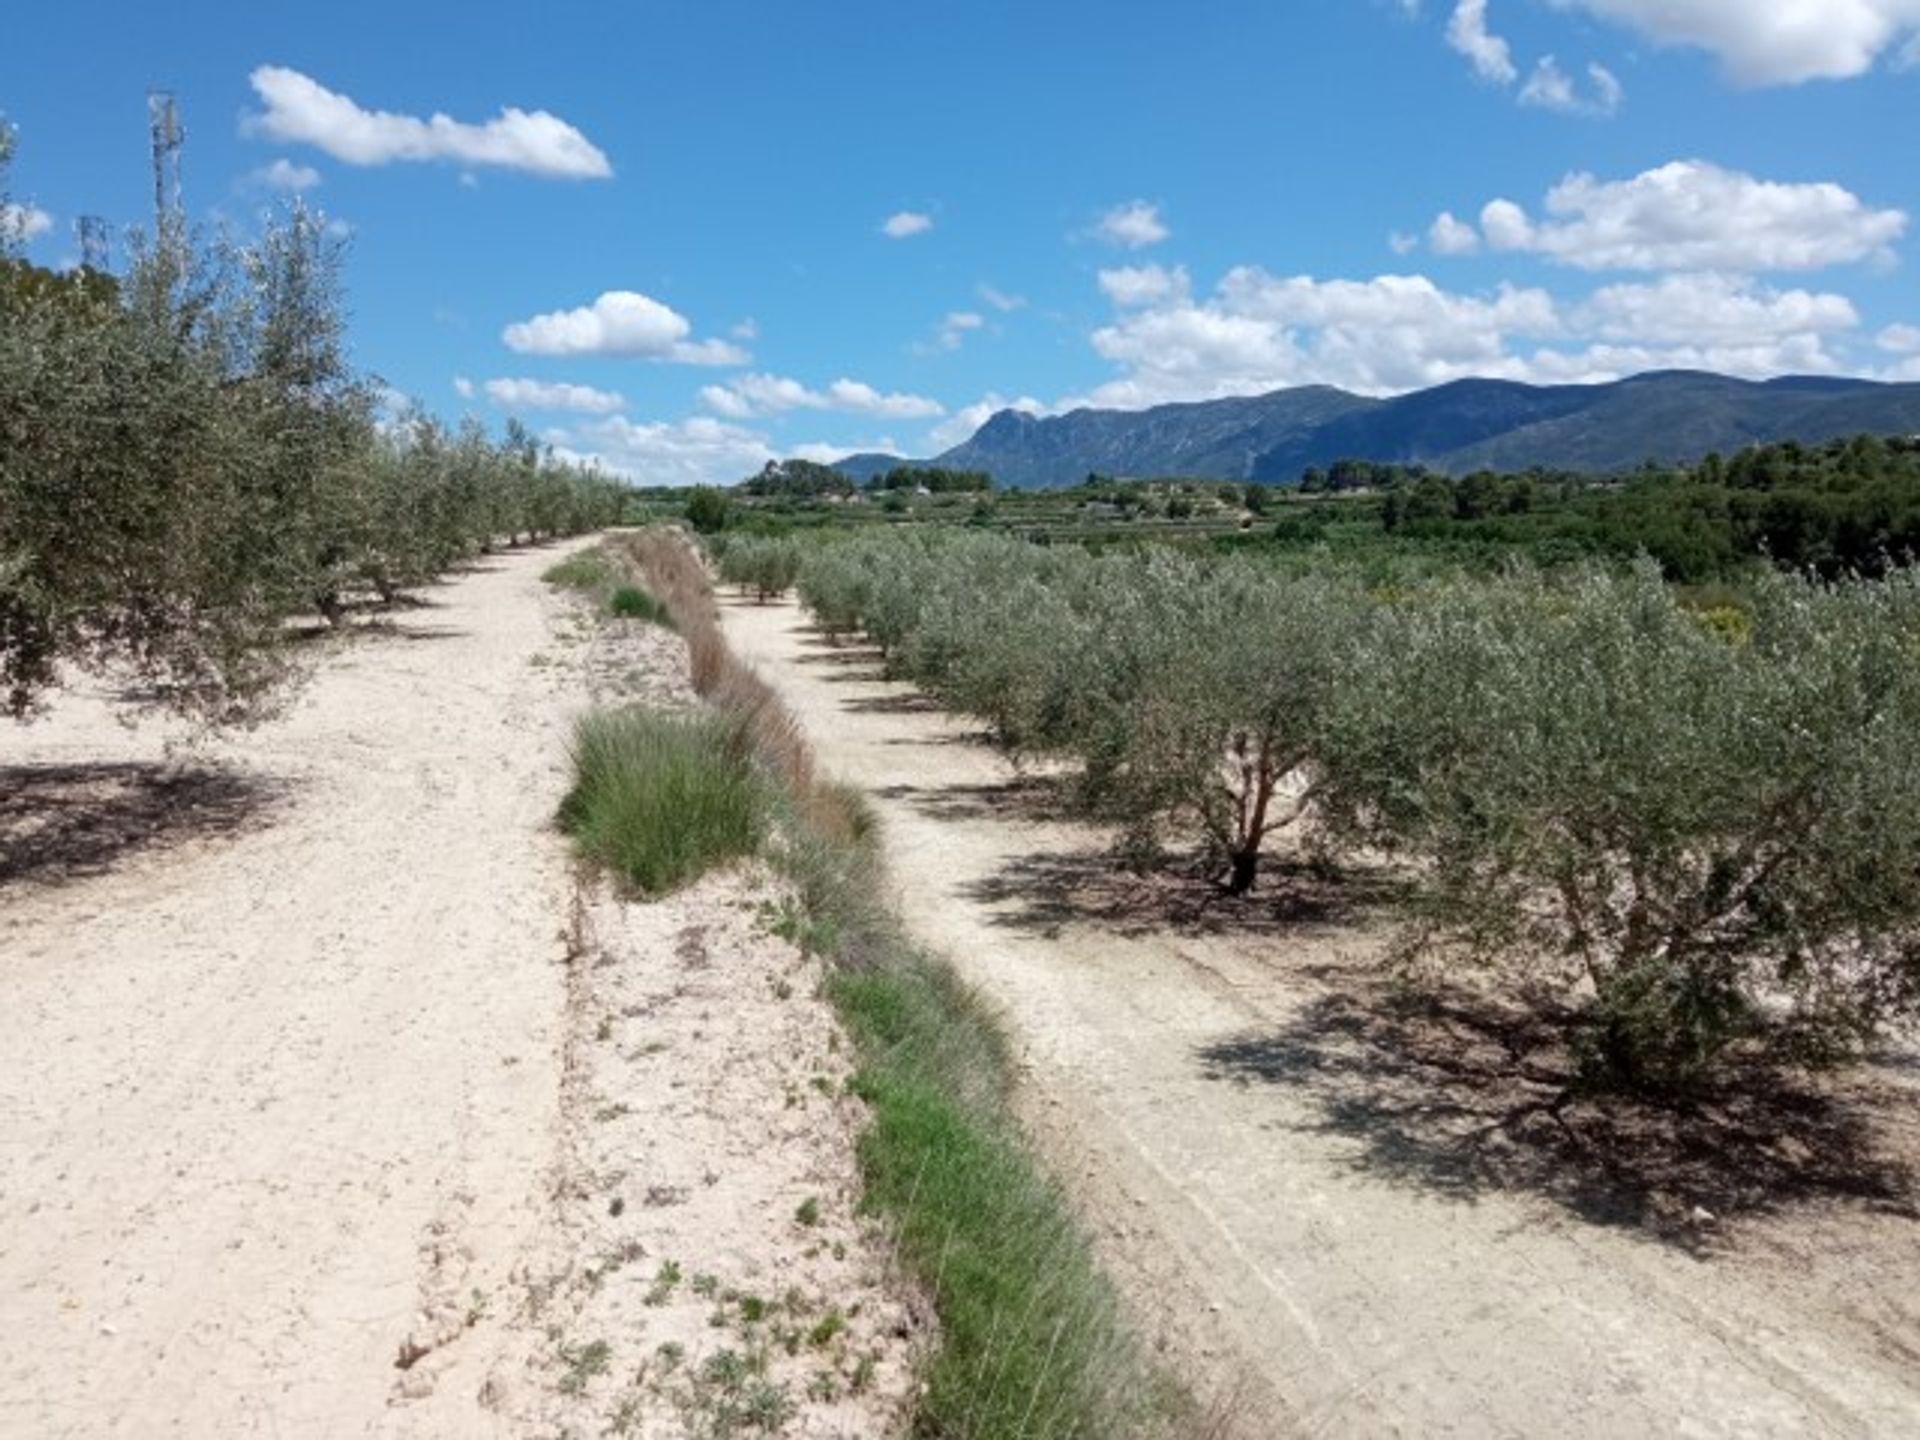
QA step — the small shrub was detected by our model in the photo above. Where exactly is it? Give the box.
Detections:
[559,709,767,895]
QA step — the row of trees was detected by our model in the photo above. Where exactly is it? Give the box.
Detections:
[1,129,624,722]
[1265,435,1920,583]
[794,529,1920,1093]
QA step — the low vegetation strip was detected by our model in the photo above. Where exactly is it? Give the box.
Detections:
[562,528,1194,1439]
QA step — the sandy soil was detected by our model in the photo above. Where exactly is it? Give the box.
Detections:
[0,548,596,1438]
[487,869,921,1438]
[720,593,1920,1439]
[0,548,915,1439]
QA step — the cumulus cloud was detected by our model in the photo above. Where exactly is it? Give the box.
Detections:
[1444,161,1906,272]
[1389,231,1420,256]
[882,211,933,238]
[452,376,475,399]
[1428,212,1480,255]
[1520,57,1624,114]
[1093,201,1170,249]
[245,66,611,179]
[1548,0,1920,84]
[1447,0,1518,83]
[501,291,748,364]
[481,377,627,414]
[698,373,944,420]
[1073,261,1867,406]
[251,157,322,191]
[926,393,1049,452]
[978,283,1026,312]
[1098,264,1191,308]
[547,415,774,487]
[1878,323,1920,354]
[1,202,52,243]
[789,438,901,465]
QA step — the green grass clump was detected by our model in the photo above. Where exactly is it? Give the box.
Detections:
[559,709,766,895]
[609,584,672,625]
[544,548,616,591]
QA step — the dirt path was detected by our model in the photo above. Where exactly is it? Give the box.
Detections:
[721,594,1920,1439]
[0,547,594,1437]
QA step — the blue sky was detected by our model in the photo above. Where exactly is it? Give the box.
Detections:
[5,0,1919,483]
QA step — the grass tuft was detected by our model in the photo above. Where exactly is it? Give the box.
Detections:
[544,548,616,591]
[559,708,766,895]
[609,584,673,626]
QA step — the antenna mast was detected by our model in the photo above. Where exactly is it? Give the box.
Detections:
[146,90,183,234]
[76,215,111,272]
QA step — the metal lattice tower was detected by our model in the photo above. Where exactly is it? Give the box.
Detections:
[146,90,183,232]
[75,214,110,272]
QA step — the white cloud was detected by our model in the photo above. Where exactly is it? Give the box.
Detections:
[452,376,475,399]
[1462,161,1906,271]
[1548,0,1920,84]
[501,290,748,364]
[927,394,1048,452]
[1074,262,1868,406]
[1878,322,1920,354]
[1,202,52,243]
[1093,201,1170,249]
[789,438,901,465]
[978,283,1026,312]
[1428,211,1480,255]
[1098,264,1191,308]
[1520,57,1624,114]
[548,415,775,487]
[937,310,985,350]
[245,65,611,179]
[482,377,627,414]
[699,372,943,419]
[882,211,933,239]
[1389,231,1420,256]
[251,157,322,191]
[1447,0,1518,84]
[730,317,759,340]
[1573,273,1857,348]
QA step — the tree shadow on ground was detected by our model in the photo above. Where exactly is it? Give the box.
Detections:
[0,761,287,889]
[960,844,1406,940]
[874,774,1070,826]
[1199,978,1919,1253]
[844,691,946,715]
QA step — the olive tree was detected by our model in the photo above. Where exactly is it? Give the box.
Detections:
[1325,563,1920,1091]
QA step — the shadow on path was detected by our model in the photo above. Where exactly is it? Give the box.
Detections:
[1,761,286,890]
[1201,979,1919,1251]
[959,844,1407,941]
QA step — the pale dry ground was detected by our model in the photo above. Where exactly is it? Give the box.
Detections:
[720,592,1920,1440]
[0,545,591,1438]
[0,547,914,1440]
[488,871,921,1438]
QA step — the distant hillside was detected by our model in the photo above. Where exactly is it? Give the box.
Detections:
[828,452,908,484]
[923,372,1920,488]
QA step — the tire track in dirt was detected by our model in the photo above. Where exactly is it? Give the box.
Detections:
[721,593,1920,1439]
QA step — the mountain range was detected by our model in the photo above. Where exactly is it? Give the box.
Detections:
[834,372,1920,489]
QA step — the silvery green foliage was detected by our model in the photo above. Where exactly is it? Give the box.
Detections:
[797,532,1920,1090]
[0,155,625,723]
[715,535,804,601]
